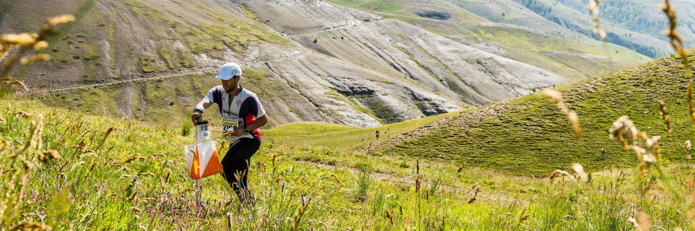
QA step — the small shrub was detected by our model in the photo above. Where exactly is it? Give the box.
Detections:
[95,62,102,66]
[181,122,192,136]
[72,55,80,59]
[51,49,59,52]
[90,54,101,59]
[59,59,68,63]
[75,33,85,38]
[98,23,106,27]
[67,41,73,44]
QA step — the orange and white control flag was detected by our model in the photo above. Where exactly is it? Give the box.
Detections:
[184,141,223,179]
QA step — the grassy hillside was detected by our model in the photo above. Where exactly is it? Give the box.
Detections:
[0,0,289,86]
[3,97,695,229]
[264,110,460,153]
[382,51,695,176]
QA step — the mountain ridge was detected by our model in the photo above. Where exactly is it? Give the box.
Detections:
[2,0,647,127]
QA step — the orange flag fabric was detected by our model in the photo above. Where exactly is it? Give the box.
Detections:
[185,141,223,179]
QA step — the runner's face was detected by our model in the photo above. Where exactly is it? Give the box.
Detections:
[221,76,239,93]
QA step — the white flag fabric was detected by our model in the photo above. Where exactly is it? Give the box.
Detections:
[184,141,222,179]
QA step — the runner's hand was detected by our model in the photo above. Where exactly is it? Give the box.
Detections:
[227,126,245,137]
[191,112,202,125]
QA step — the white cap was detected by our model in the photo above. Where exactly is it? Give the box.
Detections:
[216,62,242,80]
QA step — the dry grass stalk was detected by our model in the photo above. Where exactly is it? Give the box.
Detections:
[661,0,691,76]
[272,153,284,166]
[415,178,421,193]
[587,0,607,41]
[330,173,341,184]
[385,210,394,225]
[630,211,651,231]
[9,220,49,231]
[689,83,695,125]
[549,169,575,182]
[609,116,663,179]
[609,115,639,150]
[0,76,27,91]
[519,209,529,224]
[416,158,420,175]
[19,114,43,154]
[291,196,312,231]
[571,163,588,182]
[0,15,74,90]
[227,212,233,229]
[38,150,60,164]
[468,187,480,204]
[165,168,172,184]
[686,140,692,152]
[94,127,116,151]
[642,133,662,162]
[657,100,673,136]
[541,89,582,138]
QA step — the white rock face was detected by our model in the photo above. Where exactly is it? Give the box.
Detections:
[240,0,569,126]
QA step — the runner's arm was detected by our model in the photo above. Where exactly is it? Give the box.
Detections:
[244,115,267,131]
[191,98,214,125]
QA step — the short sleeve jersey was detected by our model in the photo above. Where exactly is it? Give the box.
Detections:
[205,85,266,141]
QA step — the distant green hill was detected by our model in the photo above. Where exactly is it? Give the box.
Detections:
[381,50,695,176]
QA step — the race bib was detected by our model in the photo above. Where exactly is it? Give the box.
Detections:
[222,118,244,134]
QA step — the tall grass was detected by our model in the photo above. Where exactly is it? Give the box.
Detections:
[4,1,695,230]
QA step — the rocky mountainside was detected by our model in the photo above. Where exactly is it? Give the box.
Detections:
[0,0,644,127]
[447,0,695,58]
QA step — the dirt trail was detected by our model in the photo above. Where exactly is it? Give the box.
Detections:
[285,18,383,38]
[38,48,312,93]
